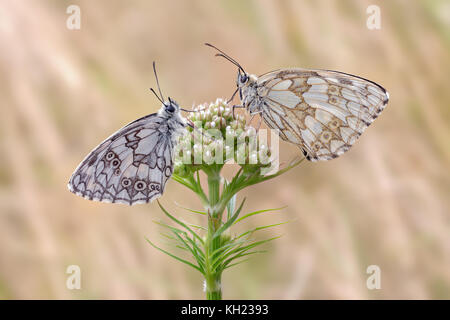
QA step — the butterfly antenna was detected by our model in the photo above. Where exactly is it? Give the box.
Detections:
[152,61,165,102]
[204,43,246,73]
[180,108,195,113]
[149,88,164,104]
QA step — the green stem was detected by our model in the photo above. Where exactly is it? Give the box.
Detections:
[205,272,222,300]
[204,166,223,300]
[207,168,221,216]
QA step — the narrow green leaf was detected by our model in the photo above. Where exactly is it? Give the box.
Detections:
[195,170,208,202]
[222,257,252,269]
[145,237,204,274]
[260,157,305,182]
[187,223,207,231]
[222,250,267,270]
[211,239,252,267]
[210,238,249,257]
[172,173,209,205]
[156,220,205,260]
[234,206,287,224]
[160,232,189,249]
[157,224,202,260]
[223,167,243,193]
[171,174,195,190]
[226,189,237,221]
[212,197,246,240]
[182,233,205,258]
[155,221,206,270]
[175,245,190,251]
[160,232,177,241]
[154,220,187,236]
[174,202,206,215]
[216,236,281,269]
[157,200,204,244]
[171,231,205,272]
[236,221,290,239]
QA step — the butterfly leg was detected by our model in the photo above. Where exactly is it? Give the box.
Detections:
[186,119,195,129]
[232,105,245,119]
[256,114,263,132]
[248,111,263,132]
[227,87,239,104]
[248,113,256,125]
[187,119,208,139]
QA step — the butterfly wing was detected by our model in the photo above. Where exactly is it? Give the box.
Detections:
[68,113,176,205]
[256,68,389,161]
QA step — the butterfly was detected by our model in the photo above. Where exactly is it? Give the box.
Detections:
[67,62,188,205]
[206,44,389,161]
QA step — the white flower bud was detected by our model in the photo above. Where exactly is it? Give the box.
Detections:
[249,152,258,164]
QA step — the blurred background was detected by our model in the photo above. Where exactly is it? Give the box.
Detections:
[1,0,450,299]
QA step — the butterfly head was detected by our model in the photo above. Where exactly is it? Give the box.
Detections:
[157,97,186,129]
[159,97,180,117]
[236,69,259,112]
[236,69,249,87]
[236,69,257,88]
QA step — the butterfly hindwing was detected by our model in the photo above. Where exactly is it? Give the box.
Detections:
[256,68,389,161]
[68,113,176,205]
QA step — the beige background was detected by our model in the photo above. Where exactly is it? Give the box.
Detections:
[1,0,450,299]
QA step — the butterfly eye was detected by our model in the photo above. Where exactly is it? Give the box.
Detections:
[166,104,175,113]
[240,74,248,84]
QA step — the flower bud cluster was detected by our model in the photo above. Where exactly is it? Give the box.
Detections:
[174,98,272,177]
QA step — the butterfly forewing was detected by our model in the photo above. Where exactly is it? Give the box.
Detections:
[68,113,179,205]
[256,68,389,161]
